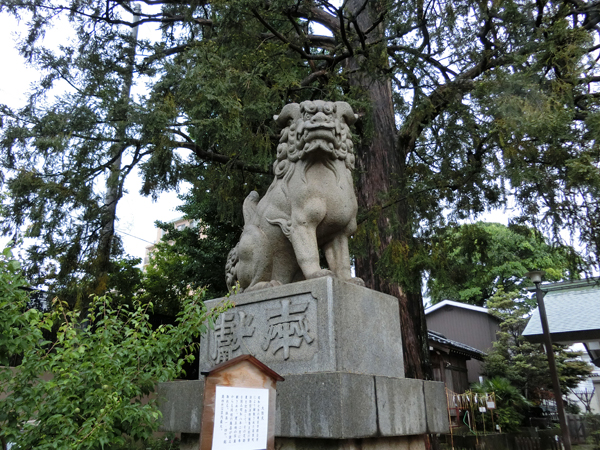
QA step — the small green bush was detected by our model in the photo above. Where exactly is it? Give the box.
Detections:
[585,413,600,450]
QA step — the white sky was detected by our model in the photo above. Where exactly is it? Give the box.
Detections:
[0,12,184,263]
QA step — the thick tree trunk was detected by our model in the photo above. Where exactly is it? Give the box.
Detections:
[345,0,431,380]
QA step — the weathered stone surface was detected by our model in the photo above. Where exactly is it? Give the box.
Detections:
[199,277,404,378]
[157,380,203,433]
[225,100,364,292]
[158,375,448,439]
[275,436,426,450]
[173,435,427,450]
[276,373,377,439]
[423,380,450,434]
[375,377,426,436]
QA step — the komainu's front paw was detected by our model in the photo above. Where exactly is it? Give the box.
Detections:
[244,280,283,292]
[347,277,365,286]
[306,269,335,279]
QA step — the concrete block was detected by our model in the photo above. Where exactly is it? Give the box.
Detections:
[276,373,377,439]
[157,380,204,433]
[158,375,443,439]
[200,277,404,378]
[375,377,427,436]
[423,381,449,434]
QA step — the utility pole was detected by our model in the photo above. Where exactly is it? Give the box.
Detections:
[526,270,572,450]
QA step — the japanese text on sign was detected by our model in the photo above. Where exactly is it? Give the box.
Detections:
[212,386,269,450]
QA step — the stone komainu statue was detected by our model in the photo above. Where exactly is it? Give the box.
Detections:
[226,100,364,292]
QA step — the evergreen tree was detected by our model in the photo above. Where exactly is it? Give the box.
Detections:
[2,0,600,378]
[141,192,240,312]
[425,222,584,306]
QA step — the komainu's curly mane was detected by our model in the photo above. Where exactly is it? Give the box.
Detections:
[270,101,357,189]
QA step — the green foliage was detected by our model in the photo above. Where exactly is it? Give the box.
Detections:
[483,288,593,402]
[425,222,583,306]
[0,246,232,449]
[2,0,600,302]
[105,433,180,450]
[585,413,600,450]
[470,377,531,433]
[0,245,33,366]
[2,0,600,379]
[140,191,248,313]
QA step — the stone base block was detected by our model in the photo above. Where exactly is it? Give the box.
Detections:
[276,374,448,438]
[199,277,405,378]
[158,376,449,438]
[423,380,448,433]
[276,373,378,438]
[158,380,204,433]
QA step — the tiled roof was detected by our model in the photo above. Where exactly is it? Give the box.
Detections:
[523,284,600,343]
[428,330,486,360]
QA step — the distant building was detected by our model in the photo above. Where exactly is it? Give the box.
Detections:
[425,300,501,384]
[428,330,485,393]
[143,216,199,270]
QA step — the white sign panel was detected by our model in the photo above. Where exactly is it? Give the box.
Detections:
[212,386,269,450]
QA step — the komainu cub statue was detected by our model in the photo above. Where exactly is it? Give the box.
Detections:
[226,100,364,292]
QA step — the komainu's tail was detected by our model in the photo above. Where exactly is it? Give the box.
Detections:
[242,191,260,225]
[225,243,240,292]
[225,191,260,292]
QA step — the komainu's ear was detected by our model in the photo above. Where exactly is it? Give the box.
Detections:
[335,102,358,125]
[274,103,301,127]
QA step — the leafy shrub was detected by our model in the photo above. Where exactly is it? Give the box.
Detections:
[470,377,532,433]
[585,413,600,450]
[0,246,231,450]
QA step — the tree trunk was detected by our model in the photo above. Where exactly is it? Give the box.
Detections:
[345,0,431,380]
[94,8,140,295]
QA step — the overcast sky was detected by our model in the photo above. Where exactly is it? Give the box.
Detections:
[0,12,184,263]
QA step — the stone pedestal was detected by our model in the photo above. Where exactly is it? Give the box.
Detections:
[199,277,404,378]
[158,278,449,447]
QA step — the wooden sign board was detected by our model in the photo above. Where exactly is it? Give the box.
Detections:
[200,355,284,450]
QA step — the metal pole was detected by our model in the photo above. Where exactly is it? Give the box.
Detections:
[534,281,572,450]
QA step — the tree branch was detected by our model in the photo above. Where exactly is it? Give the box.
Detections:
[7,3,211,28]
[251,9,334,62]
[387,46,458,80]
[173,141,272,175]
[300,70,329,86]
[287,6,340,34]
[143,44,189,65]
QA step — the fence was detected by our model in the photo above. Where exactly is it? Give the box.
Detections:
[566,414,587,444]
[444,429,563,450]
